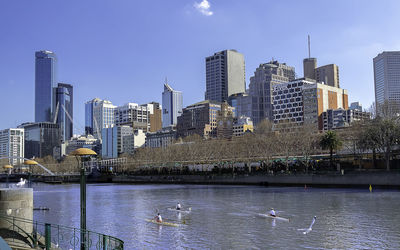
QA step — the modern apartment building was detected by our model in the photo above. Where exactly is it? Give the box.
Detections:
[249,61,296,125]
[373,51,400,112]
[18,122,60,159]
[92,99,116,139]
[162,83,183,128]
[302,83,348,130]
[176,100,234,138]
[272,78,316,127]
[35,50,57,122]
[85,98,102,135]
[322,108,371,130]
[0,128,24,165]
[55,83,73,142]
[205,50,246,102]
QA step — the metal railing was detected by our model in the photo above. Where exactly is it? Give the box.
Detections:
[0,214,124,249]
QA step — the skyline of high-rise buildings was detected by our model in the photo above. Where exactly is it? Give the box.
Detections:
[0,46,386,159]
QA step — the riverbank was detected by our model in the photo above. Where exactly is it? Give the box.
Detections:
[14,170,399,188]
[112,171,400,188]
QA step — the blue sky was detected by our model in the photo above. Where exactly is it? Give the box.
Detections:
[1,0,400,134]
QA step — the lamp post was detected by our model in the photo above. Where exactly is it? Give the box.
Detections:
[3,165,13,188]
[70,148,97,250]
[24,160,38,188]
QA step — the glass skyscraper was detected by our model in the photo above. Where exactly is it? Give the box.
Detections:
[35,50,57,122]
[85,98,102,135]
[162,83,182,128]
[373,51,400,112]
[55,83,73,142]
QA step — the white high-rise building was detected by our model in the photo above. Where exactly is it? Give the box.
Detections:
[205,49,246,102]
[162,83,182,128]
[92,99,116,139]
[374,51,400,112]
[115,102,151,132]
[0,128,24,165]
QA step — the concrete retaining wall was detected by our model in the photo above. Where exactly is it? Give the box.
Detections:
[0,188,33,234]
[112,171,400,188]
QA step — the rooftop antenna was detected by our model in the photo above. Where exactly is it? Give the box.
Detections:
[308,35,311,59]
[165,76,168,84]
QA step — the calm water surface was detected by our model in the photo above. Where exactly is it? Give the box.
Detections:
[31,184,400,249]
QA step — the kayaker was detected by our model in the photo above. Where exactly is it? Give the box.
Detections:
[176,202,181,210]
[155,213,162,222]
[269,208,276,217]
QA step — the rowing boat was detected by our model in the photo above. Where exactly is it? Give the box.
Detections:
[145,219,179,227]
[257,213,290,222]
[167,208,191,213]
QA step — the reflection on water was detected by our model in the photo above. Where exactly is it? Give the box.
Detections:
[30,184,400,249]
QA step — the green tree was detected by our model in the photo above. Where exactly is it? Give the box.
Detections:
[359,118,400,171]
[320,130,342,169]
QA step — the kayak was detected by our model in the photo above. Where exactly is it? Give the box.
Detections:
[145,219,179,227]
[167,208,191,213]
[257,213,290,222]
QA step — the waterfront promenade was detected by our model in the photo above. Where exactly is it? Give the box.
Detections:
[3,169,400,188]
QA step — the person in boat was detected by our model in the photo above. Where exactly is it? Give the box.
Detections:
[155,213,162,222]
[176,202,181,210]
[269,208,276,217]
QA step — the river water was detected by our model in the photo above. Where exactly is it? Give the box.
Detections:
[30,184,400,249]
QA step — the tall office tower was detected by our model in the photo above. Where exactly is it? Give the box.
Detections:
[315,64,340,88]
[303,58,317,79]
[162,83,183,128]
[85,98,102,135]
[0,128,24,165]
[249,60,296,125]
[373,51,400,112]
[205,50,245,102]
[35,50,57,122]
[55,83,73,142]
[92,100,116,139]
